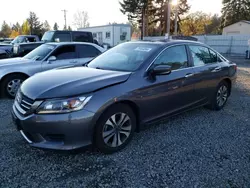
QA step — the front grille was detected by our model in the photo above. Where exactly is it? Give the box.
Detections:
[15,92,35,115]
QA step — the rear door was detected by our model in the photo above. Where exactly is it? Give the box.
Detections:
[187,45,226,102]
[76,44,102,66]
[42,45,78,71]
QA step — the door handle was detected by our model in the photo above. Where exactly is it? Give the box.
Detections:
[70,61,77,63]
[211,67,222,73]
[185,73,194,78]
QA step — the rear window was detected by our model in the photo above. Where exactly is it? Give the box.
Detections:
[41,31,55,42]
[72,32,93,43]
[77,44,101,58]
[54,33,71,42]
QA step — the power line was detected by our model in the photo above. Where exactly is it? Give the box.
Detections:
[61,9,68,29]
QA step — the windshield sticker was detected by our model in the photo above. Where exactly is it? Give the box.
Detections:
[134,47,152,52]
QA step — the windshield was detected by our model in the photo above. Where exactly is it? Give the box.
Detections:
[23,44,56,61]
[41,31,54,42]
[11,36,24,44]
[88,43,159,71]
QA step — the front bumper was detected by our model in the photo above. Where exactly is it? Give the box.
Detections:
[12,103,96,150]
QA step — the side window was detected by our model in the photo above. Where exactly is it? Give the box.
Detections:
[72,32,93,42]
[77,45,101,58]
[209,49,218,63]
[51,45,76,60]
[153,45,188,71]
[27,37,36,42]
[54,33,71,42]
[106,32,111,39]
[189,45,213,66]
[210,49,223,63]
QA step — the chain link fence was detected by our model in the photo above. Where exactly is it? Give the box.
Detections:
[143,35,250,58]
[194,35,250,57]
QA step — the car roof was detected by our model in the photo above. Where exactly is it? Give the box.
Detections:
[46,42,97,46]
[130,40,206,47]
[48,30,92,34]
[45,42,105,52]
[18,35,37,37]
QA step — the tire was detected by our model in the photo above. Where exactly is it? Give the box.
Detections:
[1,74,26,99]
[207,81,230,111]
[94,104,136,154]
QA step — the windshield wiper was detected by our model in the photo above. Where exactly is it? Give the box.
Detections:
[95,67,103,70]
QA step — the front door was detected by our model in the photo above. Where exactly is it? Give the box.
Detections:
[138,45,197,122]
[42,45,78,71]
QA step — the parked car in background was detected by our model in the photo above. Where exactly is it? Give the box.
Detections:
[12,41,237,153]
[13,30,95,57]
[0,35,40,59]
[0,42,105,98]
[0,38,14,44]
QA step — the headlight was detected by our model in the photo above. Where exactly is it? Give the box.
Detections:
[36,96,92,114]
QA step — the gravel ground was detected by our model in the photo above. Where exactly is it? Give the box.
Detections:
[1,58,250,188]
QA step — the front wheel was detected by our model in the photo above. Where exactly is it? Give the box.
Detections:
[1,74,26,99]
[207,81,230,111]
[94,104,136,154]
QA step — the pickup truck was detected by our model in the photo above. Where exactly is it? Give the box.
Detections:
[0,35,39,59]
[13,30,94,57]
[0,42,105,98]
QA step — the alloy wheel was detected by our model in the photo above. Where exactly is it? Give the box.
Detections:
[216,85,228,107]
[7,79,23,97]
[102,113,132,148]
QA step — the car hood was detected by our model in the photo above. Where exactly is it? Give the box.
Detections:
[21,67,132,100]
[0,58,31,67]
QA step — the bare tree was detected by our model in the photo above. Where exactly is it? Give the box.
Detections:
[73,10,90,29]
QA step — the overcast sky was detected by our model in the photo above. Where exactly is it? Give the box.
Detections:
[0,0,222,29]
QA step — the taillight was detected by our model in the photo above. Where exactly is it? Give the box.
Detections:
[234,65,237,71]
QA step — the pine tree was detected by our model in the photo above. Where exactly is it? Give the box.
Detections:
[53,23,59,30]
[43,20,51,32]
[12,22,21,34]
[152,0,190,35]
[206,14,222,34]
[27,12,43,37]
[120,0,190,36]
[120,0,148,39]
[0,21,12,38]
[222,0,250,27]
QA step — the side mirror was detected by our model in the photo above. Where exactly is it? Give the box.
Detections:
[54,38,60,42]
[151,65,172,76]
[47,56,56,62]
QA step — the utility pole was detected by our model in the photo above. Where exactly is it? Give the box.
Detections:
[166,0,171,39]
[174,3,179,35]
[61,9,67,30]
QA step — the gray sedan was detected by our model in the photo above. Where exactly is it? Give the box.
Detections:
[12,41,237,153]
[0,42,105,98]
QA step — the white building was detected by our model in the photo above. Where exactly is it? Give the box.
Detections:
[78,24,131,47]
[223,20,250,35]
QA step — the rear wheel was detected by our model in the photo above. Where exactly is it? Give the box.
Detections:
[207,81,230,111]
[94,104,136,154]
[1,74,26,98]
